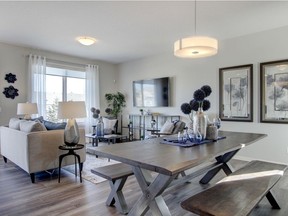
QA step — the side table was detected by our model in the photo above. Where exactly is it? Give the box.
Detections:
[58,144,84,183]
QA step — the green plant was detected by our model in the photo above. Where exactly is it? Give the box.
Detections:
[105,92,126,118]
[47,97,60,122]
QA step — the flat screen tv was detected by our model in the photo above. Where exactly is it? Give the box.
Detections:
[133,77,170,107]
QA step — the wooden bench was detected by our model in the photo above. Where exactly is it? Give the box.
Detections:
[91,163,134,214]
[181,160,287,216]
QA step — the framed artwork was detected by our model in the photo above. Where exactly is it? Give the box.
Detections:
[260,59,288,123]
[219,64,253,122]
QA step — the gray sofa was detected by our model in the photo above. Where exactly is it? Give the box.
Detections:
[0,119,86,183]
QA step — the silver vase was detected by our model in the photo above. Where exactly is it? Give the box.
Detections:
[193,108,207,140]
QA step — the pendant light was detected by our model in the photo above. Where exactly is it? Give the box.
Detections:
[174,0,218,58]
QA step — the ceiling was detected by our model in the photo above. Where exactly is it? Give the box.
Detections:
[0,1,288,64]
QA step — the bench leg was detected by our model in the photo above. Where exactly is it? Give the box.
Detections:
[3,156,7,163]
[266,191,281,209]
[106,177,129,214]
[200,149,239,184]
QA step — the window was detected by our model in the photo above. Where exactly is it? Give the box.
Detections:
[46,66,86,122]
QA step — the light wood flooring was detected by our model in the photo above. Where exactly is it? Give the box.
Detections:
[1,155,288,216]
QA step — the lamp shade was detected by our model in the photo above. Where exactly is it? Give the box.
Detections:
[174,36,218,58]
[17,103,38,115]
[58,101,86,119]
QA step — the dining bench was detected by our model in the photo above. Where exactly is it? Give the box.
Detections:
[181,160,287,216]
[91,163,134,214]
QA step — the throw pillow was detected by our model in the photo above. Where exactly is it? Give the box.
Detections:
[104,128,113,135]
[160,121,174,133]
[34,119,47,131]
[19,121,46,133]
[31,116,44,122]
[43,120,66,130]
[102,117,117,133]
[9,118,26,130]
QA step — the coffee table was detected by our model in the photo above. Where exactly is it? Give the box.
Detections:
[86,134,128,147]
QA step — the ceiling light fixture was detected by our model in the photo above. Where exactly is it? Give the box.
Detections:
[77,36,96,46]
[174,0,218,58]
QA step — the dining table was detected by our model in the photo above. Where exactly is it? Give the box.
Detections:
[90,130,267,216]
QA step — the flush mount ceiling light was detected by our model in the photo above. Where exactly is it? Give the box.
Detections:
[174,0,218,58]
[77,36,97,46]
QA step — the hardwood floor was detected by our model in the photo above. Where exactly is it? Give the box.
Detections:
[1,155,288,216]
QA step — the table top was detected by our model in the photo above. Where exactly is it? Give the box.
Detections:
[90,131,266,176]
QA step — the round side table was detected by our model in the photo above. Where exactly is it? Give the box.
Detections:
[58,144,84,183]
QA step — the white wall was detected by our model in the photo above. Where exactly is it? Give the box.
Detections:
[0,42,117,125]
[117,25,288,164]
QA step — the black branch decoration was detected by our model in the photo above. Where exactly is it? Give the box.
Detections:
[3,85,19,99]
[5,73,17,83]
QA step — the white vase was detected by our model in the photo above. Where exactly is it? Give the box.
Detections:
[193,107,207,140]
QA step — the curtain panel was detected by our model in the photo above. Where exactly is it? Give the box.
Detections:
[28,54,47,117]
[85,64,100,133]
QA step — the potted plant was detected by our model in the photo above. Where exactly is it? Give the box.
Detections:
[105,92,126,118]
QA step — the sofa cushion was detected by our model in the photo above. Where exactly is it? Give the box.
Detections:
[102,117,117,133]
[43,120,66,130]
[20,121,47,133]
[9,118,26,130]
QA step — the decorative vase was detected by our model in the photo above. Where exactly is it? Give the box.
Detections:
[193,107,207,140]
[96,117,104,137]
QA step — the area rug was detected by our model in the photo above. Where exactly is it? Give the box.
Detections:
[64,151,120,184]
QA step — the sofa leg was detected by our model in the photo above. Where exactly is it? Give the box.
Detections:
[30,173,35,183]
[3,156,7,163]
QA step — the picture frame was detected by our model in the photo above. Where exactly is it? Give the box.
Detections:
[260,59,288,123]
[219,64,253,122]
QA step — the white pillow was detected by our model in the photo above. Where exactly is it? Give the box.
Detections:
[9,118,26,130]
[19,121,47,133]
[160,121,174,133]
[102,117,117,131]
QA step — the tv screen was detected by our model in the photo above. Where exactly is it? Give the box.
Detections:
[133,77,170,107]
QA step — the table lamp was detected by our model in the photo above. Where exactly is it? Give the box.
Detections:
[17,102,38,120]
[57,101,86,146]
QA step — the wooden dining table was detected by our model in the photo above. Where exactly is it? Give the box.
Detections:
[91,130,267,216]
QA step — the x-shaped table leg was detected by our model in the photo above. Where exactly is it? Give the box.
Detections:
[199,148,240,184]
[106,176,129,214]
[128,167,176,216]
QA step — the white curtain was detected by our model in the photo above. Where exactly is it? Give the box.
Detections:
[85,64,100,133]
[28,55,47,117]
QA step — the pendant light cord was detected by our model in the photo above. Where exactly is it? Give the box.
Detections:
[194,0,197,35]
